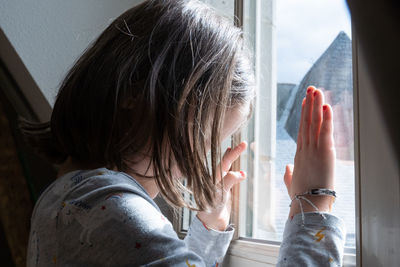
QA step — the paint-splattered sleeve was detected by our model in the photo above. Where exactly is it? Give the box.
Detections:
[184,216,234,267]
[74,192,210,267]
[277,212,346,267]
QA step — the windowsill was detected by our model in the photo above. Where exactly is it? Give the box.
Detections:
[226,239,280,265]
[226,239,357,267]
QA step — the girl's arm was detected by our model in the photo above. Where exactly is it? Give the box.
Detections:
[277,86,346,266]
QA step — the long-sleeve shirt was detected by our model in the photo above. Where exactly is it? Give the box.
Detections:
[277,212,346,266]
[27,167,345,266]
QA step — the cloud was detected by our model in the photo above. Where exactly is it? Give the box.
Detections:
[276,0,351,83]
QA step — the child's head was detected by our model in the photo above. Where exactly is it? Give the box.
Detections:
[49,0,254,209]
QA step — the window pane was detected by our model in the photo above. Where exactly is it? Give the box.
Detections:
[239,0,356,248]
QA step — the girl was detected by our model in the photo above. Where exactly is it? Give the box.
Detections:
[25,0,345,266]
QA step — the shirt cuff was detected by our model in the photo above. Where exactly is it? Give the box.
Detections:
[184,215,234,266]
[285,212,346,238]
[278,212,347,266]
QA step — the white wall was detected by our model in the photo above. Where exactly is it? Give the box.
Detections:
[0,0,143,108]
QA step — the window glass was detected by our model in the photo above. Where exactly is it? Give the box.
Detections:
[239,0,355,249]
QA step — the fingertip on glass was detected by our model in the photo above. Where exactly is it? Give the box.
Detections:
[306,86,315,94]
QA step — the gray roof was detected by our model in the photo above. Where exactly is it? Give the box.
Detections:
[277,83,297,121]
[284,31,353,159]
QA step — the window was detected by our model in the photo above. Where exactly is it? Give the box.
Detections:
[230,0,357,265]
[238,0,355,247]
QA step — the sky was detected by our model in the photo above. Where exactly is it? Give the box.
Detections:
[276,0,352,83]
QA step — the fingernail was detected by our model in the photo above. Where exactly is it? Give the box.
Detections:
[323,105,327,111]
[240,171,246,177]
[227,147,231,152]
[313,91,317,97]
[307,88,312,94]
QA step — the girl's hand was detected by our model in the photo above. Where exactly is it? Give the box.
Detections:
[283,86,336,218]
[196,141,247,231]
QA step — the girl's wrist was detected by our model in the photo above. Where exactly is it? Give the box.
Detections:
[196,214,228,231]
[289,195,334,219]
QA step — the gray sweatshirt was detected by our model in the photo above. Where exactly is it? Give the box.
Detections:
[27,168,345,266]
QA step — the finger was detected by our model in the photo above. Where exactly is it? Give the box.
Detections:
[296,98,306,152]
[311,89,324,146]
[319,104,334,150]
[223,170,246,192]
[284,164,293,190]
[222,147,232,159]
[220,141,247,173]
[302,86,315,146]
[215,147,232,181]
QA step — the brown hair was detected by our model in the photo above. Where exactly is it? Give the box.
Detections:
[22,0,254,210]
